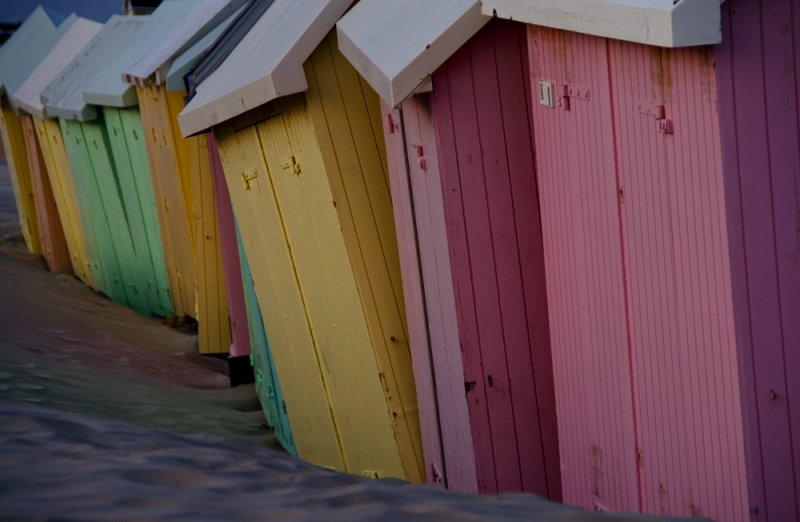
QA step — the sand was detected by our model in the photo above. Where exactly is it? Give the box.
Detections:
[0,161,708,521]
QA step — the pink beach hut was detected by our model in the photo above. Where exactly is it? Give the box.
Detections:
[338,0,560,497]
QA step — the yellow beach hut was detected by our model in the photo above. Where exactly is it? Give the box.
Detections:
[179,0,424,481]
[13,16,102,283]
[0,7,70,256]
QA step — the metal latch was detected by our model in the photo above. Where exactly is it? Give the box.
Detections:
[281,155,301,175]
[241,169,258,190]
[636,100,673,134]
[386,113,400,134]
[411,141,427,171]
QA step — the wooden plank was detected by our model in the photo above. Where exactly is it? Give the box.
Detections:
[33,117,95,285]
[209,131,250,357]
[397,95,480,492]
[136,85,197,317]
[215,119,344,470]
[304,33,424,483]
[104,107,173,317]
[60,119,122,301]
[81,117,150,315]
[236,223,296,455]
[379,99,447,487]
[526,25,639,511]
[256,95,407,479]
[20,115,71,272]
[0,98,42,254]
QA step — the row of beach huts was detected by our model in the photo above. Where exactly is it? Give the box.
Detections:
[0,0,797,521]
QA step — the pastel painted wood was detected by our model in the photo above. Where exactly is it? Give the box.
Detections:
[20,116,71,273]
[33,117,95,285]
[527,25,748,520]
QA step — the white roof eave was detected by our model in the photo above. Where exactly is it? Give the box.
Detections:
[337,0,490,108]
[178,0,352,138]
[481,0,724,48]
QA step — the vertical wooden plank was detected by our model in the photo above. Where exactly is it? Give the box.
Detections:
[716,1,800,519]
[215,121,345,471]
[0,97,41,254]
[82,116,150,315]
[527,25,639,511]
[33,117,94,285]
[380,99,447,487]
[20,115,71,272]
[136,85,197,317]
[60,118,122,302]
[117,108,173,316]
[209,132,250,358]
[103,107,172,317]
[236,224,297,455]
[257,96,406,479]
[610,41,748,521]
[400,95,479,493]
[304,33,424,483]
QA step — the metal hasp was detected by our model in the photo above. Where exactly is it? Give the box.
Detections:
[281,155,301,175]
[636,99,673,134]
[241,168,258,189]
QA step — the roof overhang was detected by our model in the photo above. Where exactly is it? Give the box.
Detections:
[481,0,723,48]
[178,0,352,138]
[337,0,490,108]
[13,18,102,119]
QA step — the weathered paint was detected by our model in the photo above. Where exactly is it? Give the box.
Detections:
[60,112,173,318]
[429,20,560,497]
[716,1,800,520]
[381,96,475,491]
[135,85,197,317]
[0,98,42,254]
[137,84,231,353]
[33,117,94,285]
[209,132,249,358]
[215,32,424,481]
[20,116,71,272]
[236,225,296,455]
[528,25,748,520]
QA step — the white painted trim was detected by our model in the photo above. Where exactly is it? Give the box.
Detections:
[481,0,723,48]
[178,0,352,137]
[337,0,490,107]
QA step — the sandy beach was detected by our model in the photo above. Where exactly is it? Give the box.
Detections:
[0,161,707,521]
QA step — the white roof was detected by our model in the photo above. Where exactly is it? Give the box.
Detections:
[0,7,67,112]
[481,0,723,48]
[123,0,247,87]
[83,1,206,107]
[337,0,489,108]
[41,16,147,122]
[178,0,352,137]
[13,18,102,119]
[164,6,244,92]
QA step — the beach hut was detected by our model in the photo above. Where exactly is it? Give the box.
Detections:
[13,16,102,282]
[179,0,424,481]
[0,7,70,256]
[41,15,172,318]
[337,0,560,496]
[112,0,247,355]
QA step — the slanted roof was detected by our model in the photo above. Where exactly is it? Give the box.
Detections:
[164,5,244,92]
[0,7,71,112]
[183,0,276,102]
[13,17,102,119]
[83,0,206,107]
[178,0,352,137]
[482,0,723,48]
[337,0,489,108]
[123,0,247,87]
[41,16,147,121]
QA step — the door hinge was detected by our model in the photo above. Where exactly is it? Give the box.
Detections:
[241,169,258,190]
[281,155,301,175]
